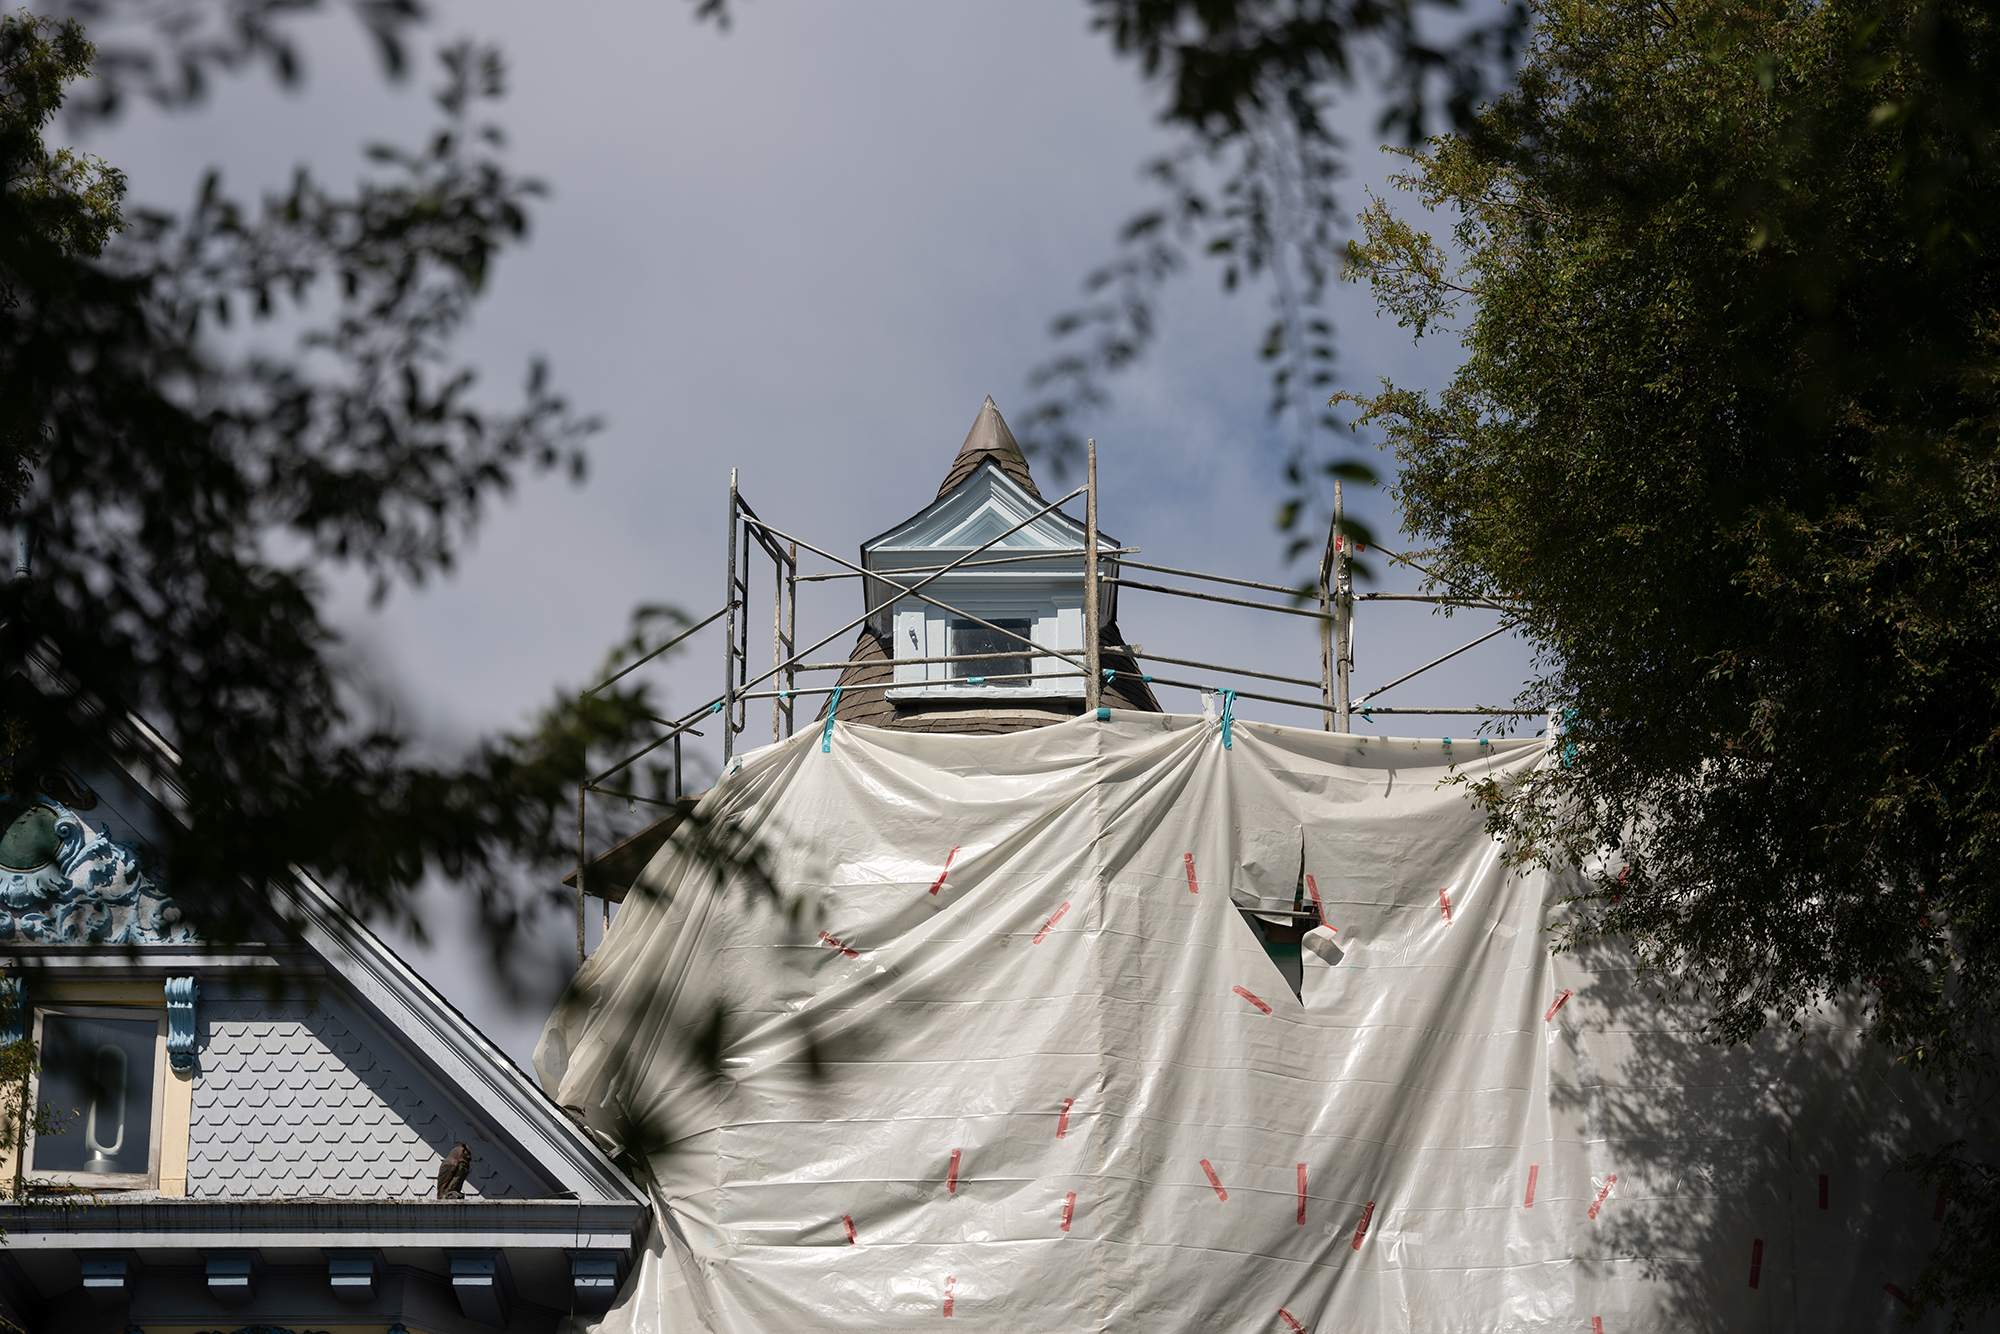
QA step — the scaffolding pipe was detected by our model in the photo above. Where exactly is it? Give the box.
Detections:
[1356,593,1512,607]
[1320,505,1337,731]
[1084,439,1101,712]
[583,603,729,698]
[1355,622,1516,707]
[590,709,712,788]
[722,470,740,764]
[1357,706,1542,716]
[793,547,1138,580]
[1119,558,1304,598]
[1335,482,1352,733]
[798,648,1090,672]
[1108,670,1328,715]
[1126,650,1323,692]
[1104,578,1331,623]
[785,541,797,737]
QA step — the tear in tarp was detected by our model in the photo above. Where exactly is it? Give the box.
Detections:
[537,711,1975,1333]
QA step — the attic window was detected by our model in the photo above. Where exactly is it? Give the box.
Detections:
[949,619,1030,683]
[30,1006,166,1185]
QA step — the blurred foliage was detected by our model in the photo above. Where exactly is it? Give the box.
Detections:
[0,1033,74,1208]
[687,0,1523,560]
[1340,0,2000,1320]
[0,6,682,974]
[1025,0,1526,558]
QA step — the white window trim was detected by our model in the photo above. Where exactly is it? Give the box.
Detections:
[886,580,1086,699]
[27,1003,168,1191]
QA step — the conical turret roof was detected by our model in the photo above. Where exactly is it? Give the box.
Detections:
[937,396,1042,501]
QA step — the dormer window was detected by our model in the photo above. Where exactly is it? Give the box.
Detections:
[29,1004,168,1187]
[860,451,1117,702]
[949,619,1030,684]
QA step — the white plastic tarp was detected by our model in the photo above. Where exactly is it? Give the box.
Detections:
[537,711,1967,1333]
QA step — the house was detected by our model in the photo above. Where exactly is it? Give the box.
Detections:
[0,652,650,1334]
[534,403,1975,1332]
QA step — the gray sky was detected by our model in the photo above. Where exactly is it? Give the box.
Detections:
[73,0,1534,1071]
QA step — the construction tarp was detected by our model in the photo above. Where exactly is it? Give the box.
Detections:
[536,711,1968,1333]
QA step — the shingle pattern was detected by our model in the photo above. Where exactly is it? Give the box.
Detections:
[189,999,525,1199]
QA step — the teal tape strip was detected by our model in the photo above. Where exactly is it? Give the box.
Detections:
[968,676,984,685]
[1096,707,1110,722]
[709,700,723,714]
[1220,689,1237,750]
[1561,705,1576,769]
[1104,669,1116,684]
[822,687,843,753]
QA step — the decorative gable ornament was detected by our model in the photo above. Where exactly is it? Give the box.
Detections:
[0,794,195,944]
[859,405,1118,702]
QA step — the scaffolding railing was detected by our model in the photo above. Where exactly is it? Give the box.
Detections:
[568,443,1539,959]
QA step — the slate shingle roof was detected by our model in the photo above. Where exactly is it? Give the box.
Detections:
[189,999,528,1200]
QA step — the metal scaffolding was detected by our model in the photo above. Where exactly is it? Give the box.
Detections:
[569,442,1536,960]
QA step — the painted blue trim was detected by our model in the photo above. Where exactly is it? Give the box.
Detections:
[166,974,198,1073]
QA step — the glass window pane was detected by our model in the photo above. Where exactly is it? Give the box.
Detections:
[33,1014,157,1174]
[950,619,1030,684]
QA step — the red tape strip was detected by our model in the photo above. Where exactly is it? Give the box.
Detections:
[1200,1159,1228,1201]
[1057,1097,1073,1139]
[1545,989,1573,1023]
[1352,1199,1375,1250]
[1278,1310,1305,1333]
[818,931,860,959]
[1184,852,1200,894]
[1438,886,1453,926]
[948,1148,961,1195]
[1033,901,1071,944]
[929,845,960,895]
[1297,1163,1308,1225]
[1592,1320,1604,1334]
[943,1276,955,1318]
[842,1214,857,1245]
[1305,873,1325,924]
[1885,1283,1913,1310]
[1525,1164,1538,1208]
[1233,984,1273,1015]
[1587,1174,1617,1220]
[1748,1238,1763,1289]
[1061,1191,1076,1233]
